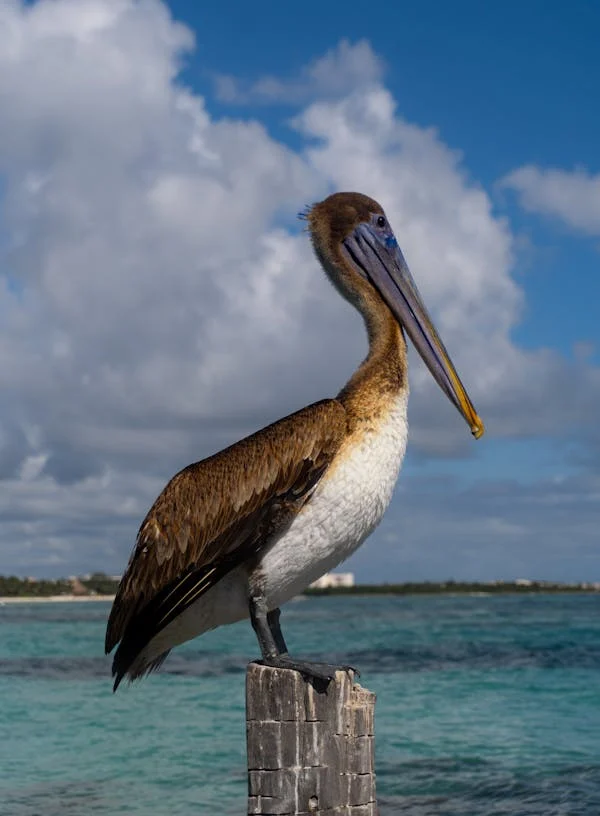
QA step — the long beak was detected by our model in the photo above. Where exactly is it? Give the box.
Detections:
[343,223,484,439]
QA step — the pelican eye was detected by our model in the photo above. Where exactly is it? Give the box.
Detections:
[376,215,386,228]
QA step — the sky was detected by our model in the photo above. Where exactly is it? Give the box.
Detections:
[1,0,599,582]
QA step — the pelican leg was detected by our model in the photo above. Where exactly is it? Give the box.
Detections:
[249,595,356,684]
[249,594,279,657]
[267,608,288,654]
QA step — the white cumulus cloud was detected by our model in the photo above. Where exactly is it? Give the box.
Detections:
[501,165,600,235]
[0,0,598,578]
[214,39,384,105]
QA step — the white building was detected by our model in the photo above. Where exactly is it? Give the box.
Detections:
[310,572,355,589]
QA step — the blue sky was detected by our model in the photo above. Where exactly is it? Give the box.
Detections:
[183,0,600,373]
[188,0,600,353]
[178,0,600,171]
[203,0,600,348]
[0,0,599,582]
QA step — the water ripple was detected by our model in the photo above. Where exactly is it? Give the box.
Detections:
[1,595,600,815]
[378,758,600,815]
[341,641,600,673]
[0,651,248,680]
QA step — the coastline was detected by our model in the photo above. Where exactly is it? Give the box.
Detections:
[0,594,116,604]
[0,586,596,604]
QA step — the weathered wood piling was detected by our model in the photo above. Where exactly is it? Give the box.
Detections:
[246,663,377,815]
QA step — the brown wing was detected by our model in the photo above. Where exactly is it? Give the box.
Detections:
[105,399,347,657]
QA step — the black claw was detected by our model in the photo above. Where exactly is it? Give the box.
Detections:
[256,655,357,685]
[249,596,359,690]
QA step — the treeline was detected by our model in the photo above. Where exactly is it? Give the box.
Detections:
[0,575,73,597]
[0,572,120,597]
[0,575,594,598]
[306,580,594,596]
[81,573,120,595]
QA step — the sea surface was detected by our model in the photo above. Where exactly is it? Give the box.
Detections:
[1,593,599,815]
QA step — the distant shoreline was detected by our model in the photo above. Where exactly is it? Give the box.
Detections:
[0,594,116,604]
[305,582,599,597]
[0,582,598,604]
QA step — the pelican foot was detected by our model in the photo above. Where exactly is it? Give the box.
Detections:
[256,655,358,684]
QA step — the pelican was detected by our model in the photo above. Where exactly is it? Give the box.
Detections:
[105,192,483,689]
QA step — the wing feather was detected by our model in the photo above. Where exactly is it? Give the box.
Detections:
[105,399,346,656]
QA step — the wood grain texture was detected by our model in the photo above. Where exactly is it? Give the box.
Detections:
[246,664,377,815]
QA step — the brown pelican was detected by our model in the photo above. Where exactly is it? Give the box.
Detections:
[105,192,483,689]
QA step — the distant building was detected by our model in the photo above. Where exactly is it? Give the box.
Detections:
[515,578,533,586]
[69,577,89,596]
[310,572,355,589]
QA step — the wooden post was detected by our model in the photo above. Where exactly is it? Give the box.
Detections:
[246,663,377,815]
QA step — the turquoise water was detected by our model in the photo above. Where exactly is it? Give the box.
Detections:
[1,594,600,815]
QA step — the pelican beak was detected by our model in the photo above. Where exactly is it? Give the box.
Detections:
[342,222,484,439]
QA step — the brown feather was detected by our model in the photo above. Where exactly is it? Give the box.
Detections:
[307,192,408,432]
[105,399,346,654]
[106,190,410,687]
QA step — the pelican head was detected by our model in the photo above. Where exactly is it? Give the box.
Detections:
[308,192,484,439]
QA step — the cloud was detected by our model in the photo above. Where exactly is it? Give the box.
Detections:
[213,39,384,105]
[346,468,600,583]
[0,0,598,579]
[295,92,600,451]
[501,165,600,235]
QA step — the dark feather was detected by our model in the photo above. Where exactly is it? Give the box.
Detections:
[105,399,346,680]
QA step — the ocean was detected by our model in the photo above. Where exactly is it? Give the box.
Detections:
[1,593,599,815]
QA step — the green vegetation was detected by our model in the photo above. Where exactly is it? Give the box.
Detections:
[305,580,597,596]
[0,575,73,597]
[81,573,120,595]
[0,572,119,597]
[0,574,596,598]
